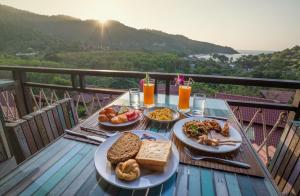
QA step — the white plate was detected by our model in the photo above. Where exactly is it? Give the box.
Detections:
[94,130,179,190]
[98,113,142,127]
[173,117,242,153]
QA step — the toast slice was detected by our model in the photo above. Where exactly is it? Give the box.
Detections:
[135,140,172,172]
[107,132,141,164]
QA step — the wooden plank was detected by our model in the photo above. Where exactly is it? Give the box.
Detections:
[282,158,300,195]
[32,145,94,195]
[88,174,113,196]
[0,139,77,195]
[69,99,79,124]
[13,124,31,160]
[148,184,163,196]
[251,177,271,196]
[276,126,300,189]
[32,111,50,145]
[264,179,278,196]
[278,128,300,191]
[45,108,59,138]
[275,126,300,184]
[161,172,177,196]
[60,160,95,196]
[12,71,31,115]
[56,104,67,131]
[4,122,31,163]
[60,100,72,129]
[0,139,66,187]
[271,124,296,178]
[19,143,86,195]
[213,171,229,196]
[200,168,215,196]
[19,119,38,154]
[224,173,241,196]
[0,157,17,179]
[268,122,292,172]
[117,188,133,196]
[236,175,256,196]
[133,189,147,196]
[47,148,96,195]
[175,165,188,196]
[0,111,10,159]
[66,100,75,127]
[188,166,201,196]
[288,173,300,196]
[40,111,55,142]
[51,104,63,135]
[23,115,43,150]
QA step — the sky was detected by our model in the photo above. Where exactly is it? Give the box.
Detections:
[1,0,299,51]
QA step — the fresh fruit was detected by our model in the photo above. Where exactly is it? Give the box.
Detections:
[127,111,139,121]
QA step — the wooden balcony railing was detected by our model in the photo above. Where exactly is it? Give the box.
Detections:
[0,65,299,164]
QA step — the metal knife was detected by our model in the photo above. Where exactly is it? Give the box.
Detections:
[183,112,228,121]
[65,129,106,143]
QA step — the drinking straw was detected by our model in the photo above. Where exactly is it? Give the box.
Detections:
[145,73,149,85]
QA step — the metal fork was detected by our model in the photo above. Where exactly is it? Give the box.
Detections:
[184,147,250,169]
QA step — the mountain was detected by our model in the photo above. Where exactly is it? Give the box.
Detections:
[0,4,238,54]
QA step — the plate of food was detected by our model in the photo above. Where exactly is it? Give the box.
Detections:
[173,117,242,153]
[94,130,179,190]
[98,105,142,127]
[143,107,180,123]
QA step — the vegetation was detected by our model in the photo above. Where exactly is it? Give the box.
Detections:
[0,46,299,97]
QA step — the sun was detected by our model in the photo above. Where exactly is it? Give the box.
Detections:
[98,18,109,25]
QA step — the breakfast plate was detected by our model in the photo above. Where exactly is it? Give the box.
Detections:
[98,114,142,127]
[98,105,143,127]
[173,117,242,153]
[94,130,179,190]
[143,106,180,123]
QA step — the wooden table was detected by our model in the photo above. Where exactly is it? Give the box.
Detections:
[0,93,279,195]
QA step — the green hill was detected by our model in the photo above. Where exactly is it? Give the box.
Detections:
[0,4,237,54]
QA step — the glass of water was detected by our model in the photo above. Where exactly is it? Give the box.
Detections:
[192,93,206,116]
[129,88,140,107]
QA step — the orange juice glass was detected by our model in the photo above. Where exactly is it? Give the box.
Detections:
[178,82,191,111]
[143,79,155,107]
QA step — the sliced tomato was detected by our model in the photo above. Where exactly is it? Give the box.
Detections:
[127,111,139,121]
[125,111,135,118]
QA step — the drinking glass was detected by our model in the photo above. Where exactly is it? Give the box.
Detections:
[129,88,140,107]
[143,79,155,107]
[178,81,192,112]
[192,93,206,116]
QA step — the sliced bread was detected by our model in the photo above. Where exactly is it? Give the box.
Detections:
[107,132,141,164]
[135,140,172,172]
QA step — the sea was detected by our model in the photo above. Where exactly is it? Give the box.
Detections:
[189,50,275,61]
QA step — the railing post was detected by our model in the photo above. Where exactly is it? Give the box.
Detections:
[286,89,300,123]
[12,71,33,116]
[154,79,158,94]
[165,80,170,95]
[71,74,79,89]
[79,74,86,89]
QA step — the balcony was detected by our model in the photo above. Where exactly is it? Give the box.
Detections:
[0,65,299,161]
[0,65,299,195]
